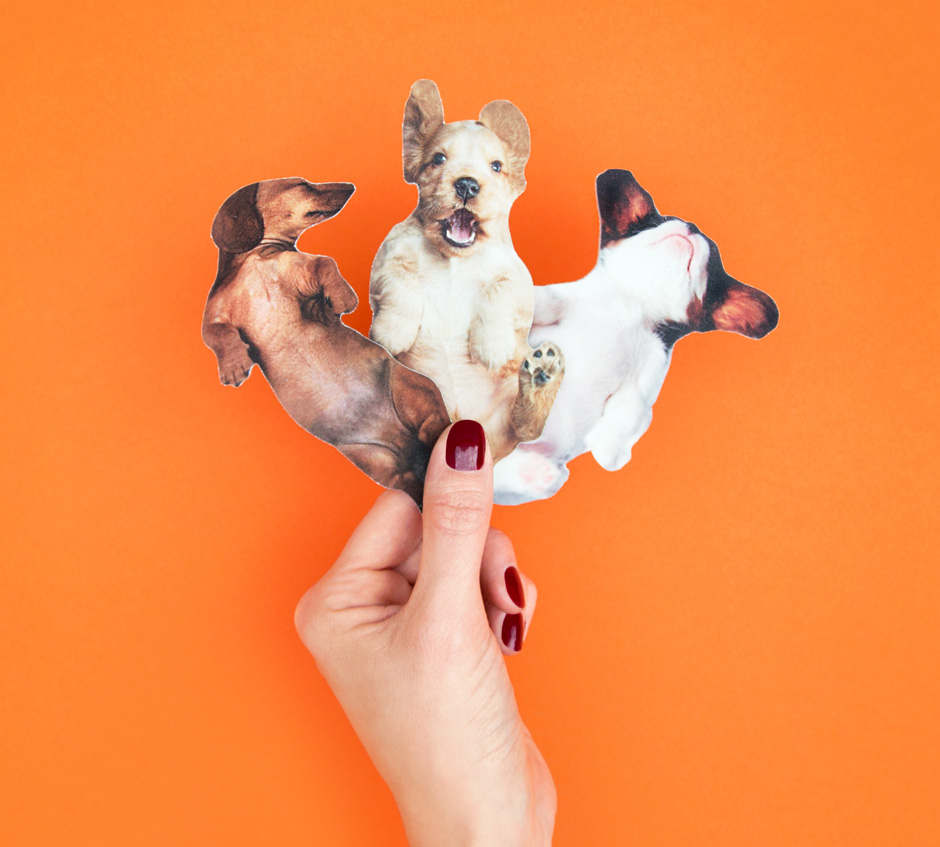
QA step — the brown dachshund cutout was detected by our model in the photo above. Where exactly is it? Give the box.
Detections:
[203,178,450,503]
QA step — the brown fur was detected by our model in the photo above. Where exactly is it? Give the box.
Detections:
[203,178,450,503]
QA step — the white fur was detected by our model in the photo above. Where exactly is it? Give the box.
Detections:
[493,219,711,504]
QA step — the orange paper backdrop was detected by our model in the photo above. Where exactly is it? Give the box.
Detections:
[2,1,938,844]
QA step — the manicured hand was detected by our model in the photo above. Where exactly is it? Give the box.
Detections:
[295,420,556,846]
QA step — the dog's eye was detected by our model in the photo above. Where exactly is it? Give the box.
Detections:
[491,161,502,172]
[431,152,446,166]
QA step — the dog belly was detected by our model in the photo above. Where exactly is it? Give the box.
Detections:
[260,336,406,448]
[398,287,494,417]
[529,319,620,444]
[525,290,668,461]
[399,343,511,422]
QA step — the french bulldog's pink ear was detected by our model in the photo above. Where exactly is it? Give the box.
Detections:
[403,79,445,184]
[479,99,530,185]
[710,279,779,339]
[596,169,661,247]
[701,276,779,339]
[211,183,263,253]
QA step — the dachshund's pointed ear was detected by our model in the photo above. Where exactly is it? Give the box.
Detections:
[479,99,530,187]
[403,79,445,183]
[596,170,662,247]
[211,183,263,253]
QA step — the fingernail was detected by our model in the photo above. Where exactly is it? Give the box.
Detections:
[504,566,525,608]
[446,420,485,471]
[501,613,524,652]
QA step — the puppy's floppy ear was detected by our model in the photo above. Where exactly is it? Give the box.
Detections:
[479,99,530,186]
[211,183,263,253]
[596,169,663,247]
[403,79,445,183]
[702,275,779,339]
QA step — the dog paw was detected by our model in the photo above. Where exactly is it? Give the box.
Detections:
[511,342,565,444]
[370,312,421,358]
[219,355,254,387]
[519,342,565,391]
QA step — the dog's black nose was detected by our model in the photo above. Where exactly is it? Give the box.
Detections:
[454,177,480,200]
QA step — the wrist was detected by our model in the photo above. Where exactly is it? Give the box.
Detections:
[403,815,550,847]
[397,779,555,847]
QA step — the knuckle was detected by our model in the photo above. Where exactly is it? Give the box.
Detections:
[294,583,332,655]
[425,487,490,536]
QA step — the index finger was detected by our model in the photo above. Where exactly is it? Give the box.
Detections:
[331,488,423,574]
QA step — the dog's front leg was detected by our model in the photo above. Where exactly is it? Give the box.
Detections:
[583,387,654,472]
[469,276,525,369]
[202,318,255,387]
[369,251,424,356]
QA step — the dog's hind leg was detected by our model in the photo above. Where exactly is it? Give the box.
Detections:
[340,441,424,504]
[493,447,569,505]
[583,387,654,472]
[385,363,451,502]
[389,364,451,448]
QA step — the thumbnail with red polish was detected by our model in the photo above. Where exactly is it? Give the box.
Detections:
[445,420,485,471]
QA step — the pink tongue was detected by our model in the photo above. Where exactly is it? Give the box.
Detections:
[448,210,475,242]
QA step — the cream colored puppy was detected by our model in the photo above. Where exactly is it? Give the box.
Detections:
[369,80,563,462]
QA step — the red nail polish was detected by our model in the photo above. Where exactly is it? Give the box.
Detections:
[501,613,524,652]
[504,566,525,608]
[446,420,485,471]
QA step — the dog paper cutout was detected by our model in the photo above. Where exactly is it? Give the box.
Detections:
[368,80,565,463]
[492,169,779,505]
[202,178,450,503]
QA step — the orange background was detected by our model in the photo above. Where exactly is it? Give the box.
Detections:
[2,1,938,844]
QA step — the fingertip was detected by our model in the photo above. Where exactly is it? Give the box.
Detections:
[481,529,524,612]
[376,486,422,515]
[424,420,494,495]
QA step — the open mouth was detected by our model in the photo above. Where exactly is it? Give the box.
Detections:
[441,209,478,248]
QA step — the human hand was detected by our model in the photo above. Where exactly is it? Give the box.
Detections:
[295,421,556,846]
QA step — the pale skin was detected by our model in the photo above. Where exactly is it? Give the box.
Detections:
[295,424,557,846]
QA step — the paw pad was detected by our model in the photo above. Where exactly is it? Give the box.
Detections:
[520,341,565,390]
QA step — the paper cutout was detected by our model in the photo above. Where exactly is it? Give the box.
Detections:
[492,169,779,504]
[202,178,450,503]
[201,83,779,508]
[368,80,565,462]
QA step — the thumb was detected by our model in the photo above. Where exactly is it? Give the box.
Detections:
[411,420,493,615]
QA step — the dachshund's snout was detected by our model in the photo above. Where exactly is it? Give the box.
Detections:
[454,177,480,201]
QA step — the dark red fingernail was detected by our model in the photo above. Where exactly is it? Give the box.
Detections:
[504,566,525,608]
[501,613,524,652]
[446,420,485,471]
